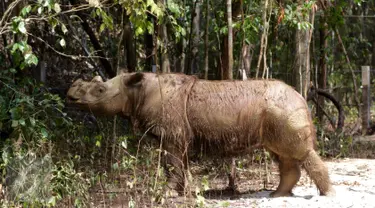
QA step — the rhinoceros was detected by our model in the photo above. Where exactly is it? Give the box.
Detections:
[66,72,335,197]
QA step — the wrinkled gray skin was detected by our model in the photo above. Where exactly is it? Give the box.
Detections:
[67,72,335,197]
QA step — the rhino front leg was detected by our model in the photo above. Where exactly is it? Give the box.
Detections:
[162,142,189,195]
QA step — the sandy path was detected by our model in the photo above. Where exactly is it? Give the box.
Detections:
[205,159,375,208]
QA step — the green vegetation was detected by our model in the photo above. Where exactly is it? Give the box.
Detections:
[1,0,375,207]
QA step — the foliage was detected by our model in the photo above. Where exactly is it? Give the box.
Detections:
[281,1,314,30]
[1,0,375,206]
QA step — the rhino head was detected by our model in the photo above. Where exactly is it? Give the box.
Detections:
[66,73,144,116]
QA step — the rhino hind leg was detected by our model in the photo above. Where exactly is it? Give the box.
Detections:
[302,150,336,196]
[270,157,301,197]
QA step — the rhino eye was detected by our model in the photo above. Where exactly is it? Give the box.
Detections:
[98,87,105,93]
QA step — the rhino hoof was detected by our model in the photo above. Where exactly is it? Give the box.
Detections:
[321,188,336,197]
[269,190,294,198]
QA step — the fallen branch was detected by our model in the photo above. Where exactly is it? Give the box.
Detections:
[308,86,345,131]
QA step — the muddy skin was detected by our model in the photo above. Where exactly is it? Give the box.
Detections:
[67,72,335,197]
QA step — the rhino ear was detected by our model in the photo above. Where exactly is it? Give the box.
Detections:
[125,73,144,87]
[92,76,103,82]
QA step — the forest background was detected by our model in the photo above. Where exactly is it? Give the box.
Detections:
[0,0,375,207]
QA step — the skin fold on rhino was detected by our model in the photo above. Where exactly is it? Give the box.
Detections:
[66,72,335,197]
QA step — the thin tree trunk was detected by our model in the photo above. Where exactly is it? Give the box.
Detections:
[317,13,328,120]
[117,11,136,73]
[177,0,187,73]
[144,14,154,72]
[123,14,136,72]
[191,0,201,75]
[237,0,245,78]
[335,28,361,114]
[294,28,310,97]
[255,0,268,78]
[220,1,241,80]
[320,2,361,115]
[68,0,115,77]
[204,0,209,79]
[159,0,170,73]
[160,24,170,73]
[242,44,253,76]
[293,1,313,98]
[186,1,198,74]
[224,0,233,80]
[261,0,272,79]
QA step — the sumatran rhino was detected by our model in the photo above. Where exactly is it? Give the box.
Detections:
[66,72,335,197]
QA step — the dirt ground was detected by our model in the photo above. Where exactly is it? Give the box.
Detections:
[88,135,375,207]
[198,158,375,208]
[92,158,375,208]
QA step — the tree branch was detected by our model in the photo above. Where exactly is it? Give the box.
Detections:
[308,86,345,131]
[68,0,115,78]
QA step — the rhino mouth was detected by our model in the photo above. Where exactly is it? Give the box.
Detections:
[66,96,81,103]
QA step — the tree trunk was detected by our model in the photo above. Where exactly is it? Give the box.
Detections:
[317,13,328,120]
[159,0,170,73]
[225,0,233,80]
[307,86,345,131]
[160,25,170,73]
[242,44,253,76]
[123,14,136,72]
[294,29,310,98]
[144,14,155,72]
[238,0,253,79]
[293,2,312,98]
[190,0,201,75]
[221,1,241,80]
[223,0,233,79]
[204,0,210,79]
[177,0,187,73]
[68,0,115,78]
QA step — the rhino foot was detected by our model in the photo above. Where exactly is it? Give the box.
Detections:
[269,190,294,198]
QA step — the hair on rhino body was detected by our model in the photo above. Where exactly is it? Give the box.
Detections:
[67,72,335,197]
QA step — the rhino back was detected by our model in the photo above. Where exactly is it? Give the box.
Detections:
[186,79,311,154]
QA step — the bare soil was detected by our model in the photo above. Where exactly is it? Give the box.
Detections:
[89,135,375,208]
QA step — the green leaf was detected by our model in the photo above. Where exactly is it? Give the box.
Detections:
[11,43,20,53]
[9,68,17,73]
[180,27,186,36]
[59,38,66,47]
[43,0,49,7]
[21,5,32,17]
[99,23,106,33]
[121,141,127,149]
[135,27,144,35]
[74,199,82,207]
[18,21,27,34]
[29,117,36,126]
[41,127,48,138]
[61,23,68,34]
[95,140,101,147]
[48,196,56,206]
[19,118,26,126]
[25,53,38,66]
[20,62,26,70]
[54,3,61,13]
[112,162,119,170]
[11,120,19,127]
